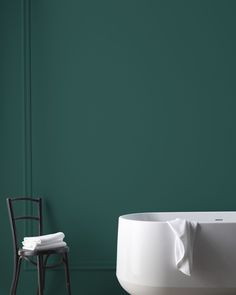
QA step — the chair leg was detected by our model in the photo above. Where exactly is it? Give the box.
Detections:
[42,254,50,291]
[37,267,45,295]
[63,253,71,295]
[10,256,18,295]
[42,266,46,290]
[37,255,44,295]
[11,256,22,295]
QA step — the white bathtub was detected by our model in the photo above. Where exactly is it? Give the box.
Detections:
[116,212,236,295]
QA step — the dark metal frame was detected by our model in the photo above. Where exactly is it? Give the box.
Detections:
[7,197,71,295]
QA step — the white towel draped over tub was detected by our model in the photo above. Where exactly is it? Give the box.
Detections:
[167,219,198,276]
[22,232,66,251]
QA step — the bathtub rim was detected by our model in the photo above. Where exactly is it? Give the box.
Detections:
[119,211,236,223]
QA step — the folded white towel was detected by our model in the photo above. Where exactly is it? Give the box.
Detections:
[23,241,67,251]
[23,232,65,245]
[167,218,198,276]
[22,238,63,248]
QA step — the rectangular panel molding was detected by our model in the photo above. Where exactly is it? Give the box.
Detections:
[22,0,115,271]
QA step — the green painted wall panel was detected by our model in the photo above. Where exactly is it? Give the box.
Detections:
[0,0,25,293]
[1,0,236,294]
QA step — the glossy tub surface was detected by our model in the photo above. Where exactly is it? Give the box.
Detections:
[116,212,236,295]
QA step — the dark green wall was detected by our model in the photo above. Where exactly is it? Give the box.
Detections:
[1,0,236,294]
[0,0,24,293]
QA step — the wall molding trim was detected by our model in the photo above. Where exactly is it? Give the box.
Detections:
[22,0,32,200]
[26,263,116,272]
[22,0,32,271]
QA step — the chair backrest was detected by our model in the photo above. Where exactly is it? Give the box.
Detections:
[6,197,42,255]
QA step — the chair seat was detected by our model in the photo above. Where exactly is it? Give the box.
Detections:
[18,245,69,256]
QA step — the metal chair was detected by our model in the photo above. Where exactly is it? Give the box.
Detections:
[7,197,71,295]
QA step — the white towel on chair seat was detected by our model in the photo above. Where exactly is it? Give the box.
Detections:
[22,232,66,250]
[22,238,63,248]
[23,241,67,251]
[23,232,65,245]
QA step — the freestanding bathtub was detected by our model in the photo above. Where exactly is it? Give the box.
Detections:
[116,212,236,295]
